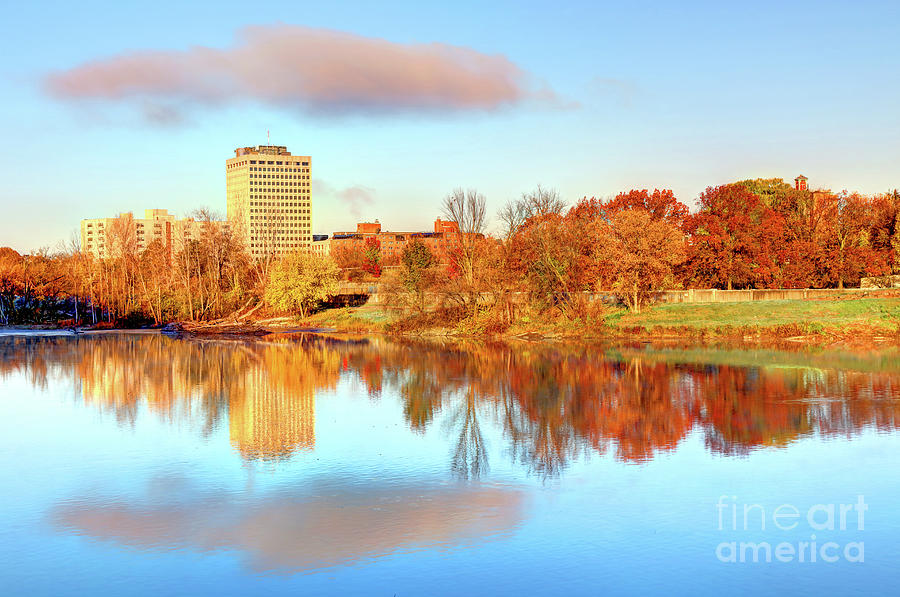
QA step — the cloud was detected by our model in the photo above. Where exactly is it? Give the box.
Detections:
[44,25,561,120]
[139,100,188,126]
[313,180,375,218]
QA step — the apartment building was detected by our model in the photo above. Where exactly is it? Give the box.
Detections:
[80,209,229,259]
[226,145,312,259]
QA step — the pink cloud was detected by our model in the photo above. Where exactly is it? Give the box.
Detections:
[44,25,559,118]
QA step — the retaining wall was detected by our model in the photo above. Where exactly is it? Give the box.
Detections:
[335,283,898,307]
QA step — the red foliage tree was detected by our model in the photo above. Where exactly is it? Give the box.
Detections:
[601,188,690,230]
[819,192,887,288]
[684,184,785,289]
[362,237,382,278]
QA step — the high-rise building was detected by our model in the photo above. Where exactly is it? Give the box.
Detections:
[226,145,312,259]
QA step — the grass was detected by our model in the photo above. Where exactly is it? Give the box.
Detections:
[285,297,900,342]
[297,305,397,332]
[608,298,900,334]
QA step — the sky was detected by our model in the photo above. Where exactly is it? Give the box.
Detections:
[1,0,899,253]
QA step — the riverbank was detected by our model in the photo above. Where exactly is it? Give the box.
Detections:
[287,297,900,346]
[9,296,898,346]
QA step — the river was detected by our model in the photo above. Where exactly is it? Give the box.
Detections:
[1,332,898,595]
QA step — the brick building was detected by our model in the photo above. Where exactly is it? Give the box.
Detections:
[329,218,474,262]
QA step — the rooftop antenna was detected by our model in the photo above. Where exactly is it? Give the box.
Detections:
[267,129,270,146]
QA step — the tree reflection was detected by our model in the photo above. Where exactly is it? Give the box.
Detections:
[2,334,900,475]
[448,386,489,479]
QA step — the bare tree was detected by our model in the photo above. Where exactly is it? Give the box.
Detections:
[498,199,527,242]
[107,213,139,318]
[442,188,487,294]
[522,184,566,219]
[498,184,566,240]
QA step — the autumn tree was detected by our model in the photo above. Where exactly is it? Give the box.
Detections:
[58,235,89,324]
[820,192,884,288]
[684,184,783,289]
[598,210,686,312]
[264,251,339,318]
[137,239,172,325]
[601,188,689,230]
[398,239,435,312]
[0,247,23,324]
[362,237,382,278]
[506,202,601,317]
[498,185,566,241]
[105,212,140,319]
[738,178,799,216]
[869,190,900,274]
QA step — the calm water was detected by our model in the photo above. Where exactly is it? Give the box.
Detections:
[1,332,899,595]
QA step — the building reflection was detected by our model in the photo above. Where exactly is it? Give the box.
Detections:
[227,342,340,460]
[228,382,316,461]
[1,333,900,473]
[0,334,338,462]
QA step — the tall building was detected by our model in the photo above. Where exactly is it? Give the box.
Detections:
[226,145,312,259]
[80,209,229,259]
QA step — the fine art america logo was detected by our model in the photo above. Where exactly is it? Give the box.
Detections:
[715,495,866,563]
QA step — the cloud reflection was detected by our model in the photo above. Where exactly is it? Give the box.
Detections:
[51,477,526,573]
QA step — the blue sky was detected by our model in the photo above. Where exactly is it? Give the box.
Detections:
[2,0,899,252]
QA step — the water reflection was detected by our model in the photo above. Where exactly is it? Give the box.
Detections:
[51,476,525,573]
[1,334,899,473]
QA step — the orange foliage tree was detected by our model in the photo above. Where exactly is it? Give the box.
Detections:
[597,209,686,312]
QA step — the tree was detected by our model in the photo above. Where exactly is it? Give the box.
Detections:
[868,190,900,274]
[362,237,382,277]
[684,184,783,289]
[264,251,339,318]
[498,185,566,240]
[137,239,172,325]
[399,239,435,312]
[506,203,601,317]
[0,247,23,324]
[738,178,798,214]
[106,212,140,319]
[598,210,686,312]
[601,189,689,229]
[442,188,487,310]
[820,192,883,288]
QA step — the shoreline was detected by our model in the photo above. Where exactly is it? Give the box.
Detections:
[168,318,900,349]
[4,296,899,348]
[1,320,895,347]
